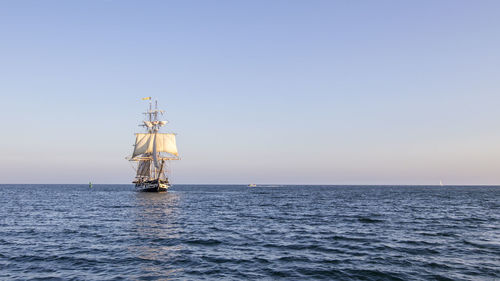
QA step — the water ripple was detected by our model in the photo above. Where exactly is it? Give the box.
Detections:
[0,184,499,280]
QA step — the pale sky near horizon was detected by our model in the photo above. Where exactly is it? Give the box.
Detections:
[0,1,499,185]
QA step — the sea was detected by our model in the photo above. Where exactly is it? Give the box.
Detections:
[0,184,498,280]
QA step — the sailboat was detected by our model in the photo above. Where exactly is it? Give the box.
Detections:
[440,180,444,187]
[128,98,180,192]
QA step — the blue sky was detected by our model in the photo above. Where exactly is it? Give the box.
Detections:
[0,1,499,184]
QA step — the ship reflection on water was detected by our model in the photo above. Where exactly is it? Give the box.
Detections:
[128,191,184,278]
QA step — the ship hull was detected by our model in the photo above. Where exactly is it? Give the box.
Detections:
[134,179,170,192]
[138,186,168,192]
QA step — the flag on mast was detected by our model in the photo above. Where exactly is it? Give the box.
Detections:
[142,97,152,100]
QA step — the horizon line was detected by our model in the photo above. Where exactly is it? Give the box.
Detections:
[0,183,499,186]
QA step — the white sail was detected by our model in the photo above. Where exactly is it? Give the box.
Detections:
[132,133,178,158]
[155,133,179,156]
[132,133,153,158]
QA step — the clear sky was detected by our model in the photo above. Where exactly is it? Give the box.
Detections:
[0,1,499,185]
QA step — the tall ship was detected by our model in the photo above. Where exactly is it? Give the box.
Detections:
[128,97,180,192]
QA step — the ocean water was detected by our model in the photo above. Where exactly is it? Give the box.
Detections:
[0,185,498,280]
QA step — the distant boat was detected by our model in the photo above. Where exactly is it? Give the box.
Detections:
[128,98,180,192]
[440,180,443,186]
[248,184,257,187]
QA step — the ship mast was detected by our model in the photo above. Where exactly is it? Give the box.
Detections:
[143,99,161,179]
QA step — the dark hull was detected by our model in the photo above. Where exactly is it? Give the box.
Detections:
[134,179,170,192]
[138,186,168,192]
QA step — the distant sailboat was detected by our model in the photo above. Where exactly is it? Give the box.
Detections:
[440,180,443,186]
